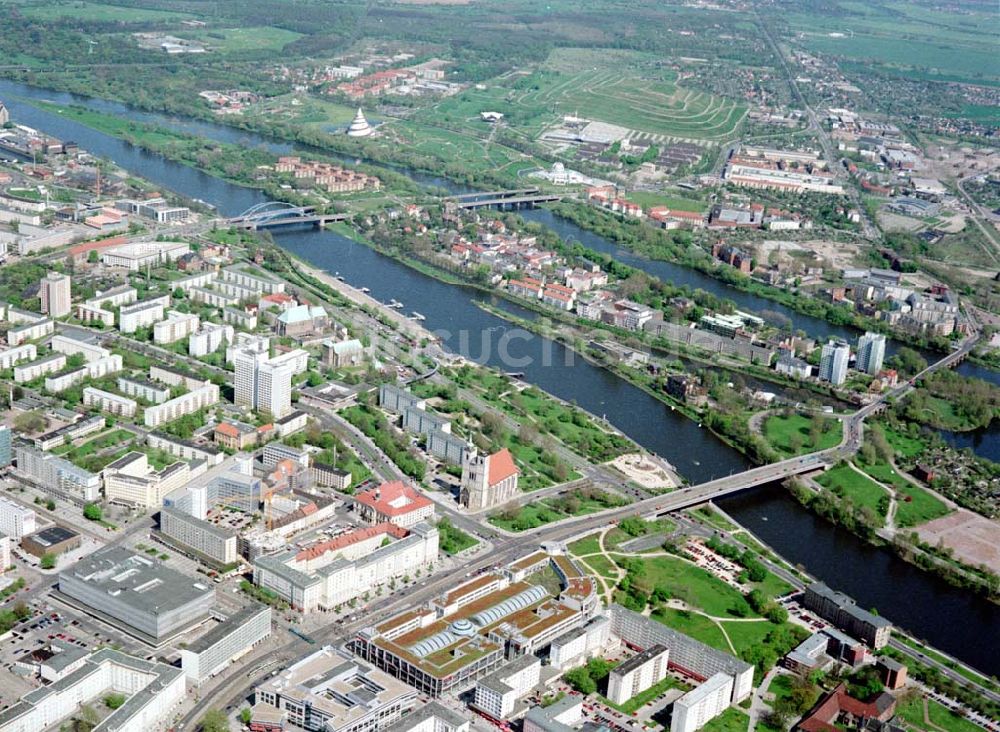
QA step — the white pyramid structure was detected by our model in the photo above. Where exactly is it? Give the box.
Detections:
[347,108,373,137]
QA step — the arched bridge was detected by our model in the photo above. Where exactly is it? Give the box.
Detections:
[228,201,346,230]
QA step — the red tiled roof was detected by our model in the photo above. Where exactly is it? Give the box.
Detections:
[487,448,519,486]
[356,480,432,517]
[295,522,407,561]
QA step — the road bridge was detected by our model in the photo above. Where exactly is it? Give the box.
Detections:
[228,201,346,230]
[444,187,563,210]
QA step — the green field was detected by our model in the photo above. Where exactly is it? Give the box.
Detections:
[420,49,746,143]
[763,413,843,458]
[625,192,708,212]
[817,463,889,519]
[568,534,602,556]
[718,619,775,655]
[896,695,984,732]
[699,707,750,732]
[652,608,729,651]
[178,27,303,54]
[580,554,618,580]
[857,460,950,528]
[18,1,190,22]
[631,555,758,618]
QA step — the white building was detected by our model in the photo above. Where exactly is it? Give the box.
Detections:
[0,648,185,732]
[0,496,37,541]
[45,354,123,393]
[7,318,54,346]
[473,655,541,720]
[153,310,200,344]
[50,335,109,363]
[819,339,850,386]
[83,387,138,418]
[13,353,66,383]
[103,452,190,509]
[670,673,735,732]
[117,376,171,404]
[253,522,438,612]
[856,332,886,376]
[119,297,168,333]
[233,344,301,419]
[39,272,71,318]
[100,240,190,270]
[180,605,271,685]
[607,644,669,706]
[220,266,285,295]
[160,506,237,565]
[0,343,37,369]
[549,616,612,670]
[188,322,234,357]
[143,381,220,428]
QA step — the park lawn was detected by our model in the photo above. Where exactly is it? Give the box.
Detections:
[651,608,729,652]
[718,620,774,655]
[920,395,971,431]
[580,554,618,580]
[699,707,750,732]
[884,425,928,459]
[625,192,707,212]
[895,483,951,527]
[689,505,738,532]
[896,696,982,732]
[436,521,478,555]
[602,675,691,714]
[489,503,565,532]
[767,673,796,704]
[20,1,189,21]
[635,556,757,618]
[568,534,603,557]
[179,27,304,54]
[752,570,794,600]
[817,464,889,518]
[764,413,843,457]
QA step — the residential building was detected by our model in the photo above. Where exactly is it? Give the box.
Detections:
[523,695,583,732]
[13,353,66,383]
[0,496,36,541]
[103,452,190,509]
[50,334,109,363]
[7,318,54,346]
[460,448,519,511]
[189,322,234,357]
[473,654,541,720]
[114,199,190,224]
[82,387,137,417]
[0,425,10,468]
[147,431,224,466]
[775,352,812,379]
[802,583,892,649]
[670,673,735,732]
[119,297,168,333]
[149,364,207,391]
[608,605,753,703]
[403,406,451,437]
[252,647,417,732]
[117,376,171,404]
[180,605,271,685]
[214,420,263,451]
[221,266,285,295]
[44,353,123,393]
[607,644,669,706]
[427,430,471,466]
[310,462,351,491]
[252,522,438,612]
[153,310,200,344]
[233,345,297,419]
[549,616,612,671]
[0,649,185,732]
[856,332,886,376]
[877,657,907,691]
[59,546,215,645]
[379,383,425,415]
[275,410,309,439]
[159,506,238,566]
[0,343,37,370]
[39,272,71,318]
[355,481,434,528]
[262,442,309,469]
[14,444,101,503]
[819,339,850,386]
[143,381,220,428]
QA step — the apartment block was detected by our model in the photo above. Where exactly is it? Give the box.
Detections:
[119,297,168,333]
[160,506,238,565]
[153,310,200,344]
[82,387,138,418]
[0,343,36,369]
[607,644,669,706]
[39,272,71,318]
[117,376,171,404]
[670,673,735,732]
[189,322,234,357]
[103,452,190,509]
[14,443,101,503]
[143,382,220,428]
[473,654,541,720]
[0,496,37,541]
[13,353,66,383]
[180,605,271,685]
[50,334,109,363]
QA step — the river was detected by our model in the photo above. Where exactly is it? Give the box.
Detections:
[1,81,998,675]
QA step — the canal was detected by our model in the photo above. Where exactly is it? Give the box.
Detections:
[1,81,997,674]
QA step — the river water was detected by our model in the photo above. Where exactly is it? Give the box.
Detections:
[1,81,997,674]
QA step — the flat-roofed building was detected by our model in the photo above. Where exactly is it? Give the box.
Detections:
[311,462,351,491]
[608,604,753,703]
[50,334,108,363]
[153,310,199,344]
[0,648,185,732]
[221,265,285,295]
[13,353,66,383]
[670,673,734,732]
[607,644,669,705]
[144,381,220,428]
[802,583,892,649]
[14,443,101,504]
[119,297,168,333]
[189,322,234,357]
[473,654,541,720]
[549,616,612,670]
[385,702,470,732]
[21,525,81,558]
[103,452,190,509]
[147,431,224,466]
[159,506,237,566]
[0,500,34,546]
[39,272,71,318]
[523,694,583,732]
[7,317,53,346]
[83,386,138,418]
[0,343,36,369]
[379,383,424,415]
[253,646,418,732]
[100,239,190,270]
[149,364,207,391]
[118,376,171,404]
[58,546,215,645]
[180,605,271,684]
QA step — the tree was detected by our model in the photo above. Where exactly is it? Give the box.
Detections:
[40,553,57,569]
[240,708,253,725]
[88,249,100,264]
[198,709,230,732]
[563,666,597,695]
[83,503,102,521]
[14,410,47,434]
[45,499,56,511]
[104,693,126,710]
